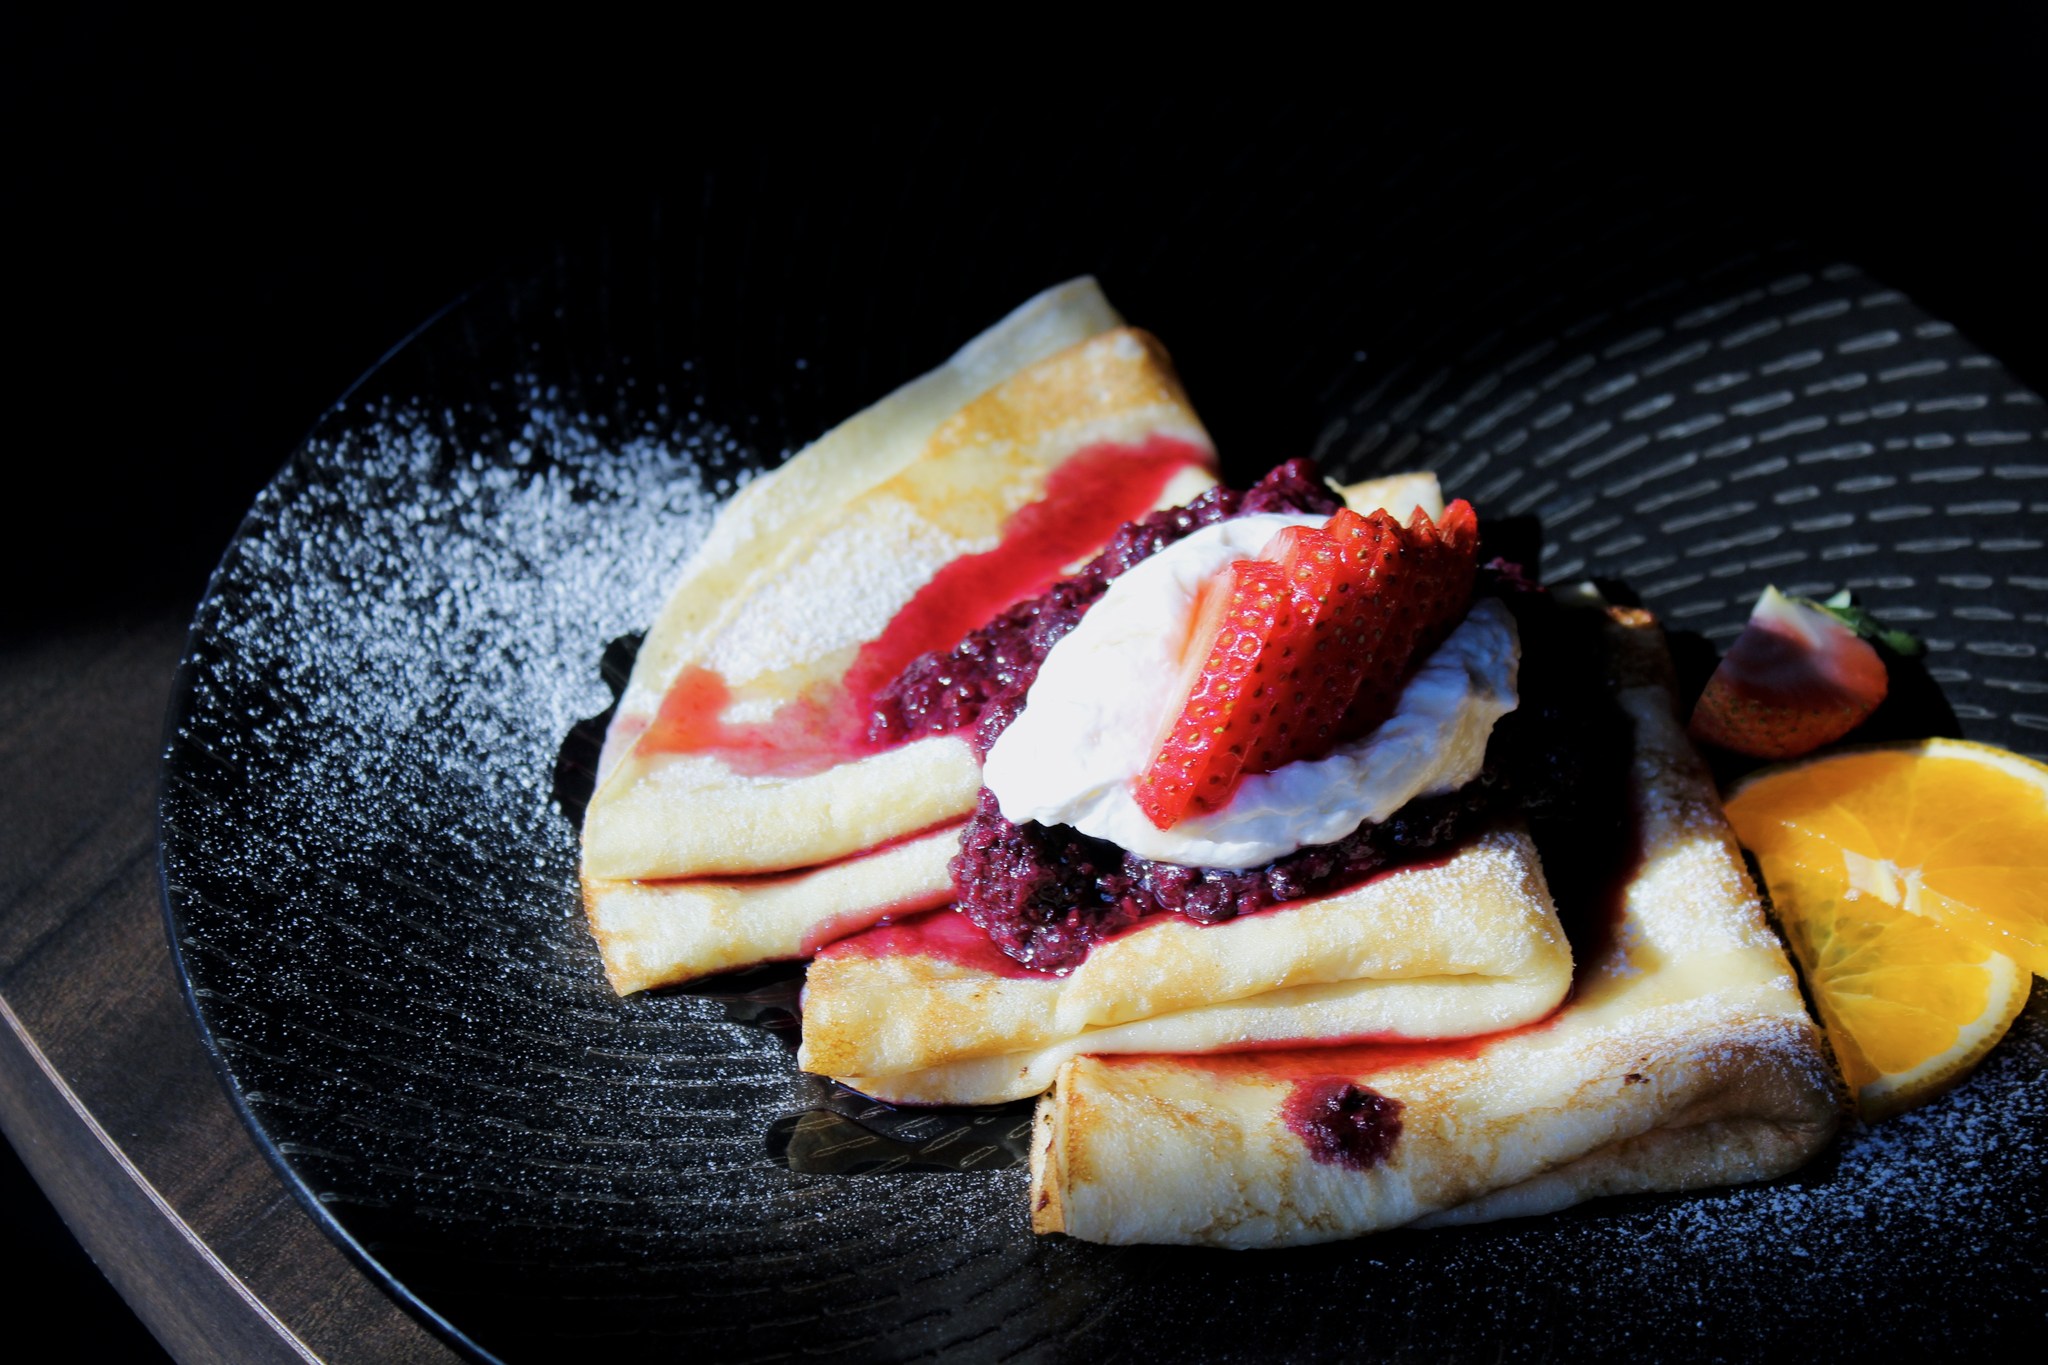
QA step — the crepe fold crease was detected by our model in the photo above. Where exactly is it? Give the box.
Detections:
[577,278,1220,990]
[801,826,1573,1104]
[1026,609,1843,1246]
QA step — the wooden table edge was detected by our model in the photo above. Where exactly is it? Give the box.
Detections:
[1,990,320,1363]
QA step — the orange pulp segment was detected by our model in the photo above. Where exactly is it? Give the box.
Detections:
[1724,739,2048,977]
[1748,845,2029,1119]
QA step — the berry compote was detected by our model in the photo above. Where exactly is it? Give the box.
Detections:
[867,459,1342,750]
[874,459,1634,975]
[1283,1078,1406,1169]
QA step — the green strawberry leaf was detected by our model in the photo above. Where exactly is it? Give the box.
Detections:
[1805,590,1926,656]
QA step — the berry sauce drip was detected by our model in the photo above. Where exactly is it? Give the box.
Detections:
[862,456,1633,976]
[633,437,1200,773]
[866,458,1342,750]
[1283,1078,1405,1169]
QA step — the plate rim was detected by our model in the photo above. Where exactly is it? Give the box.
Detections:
[156,284,505,1365]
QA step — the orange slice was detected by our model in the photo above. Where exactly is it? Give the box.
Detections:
[1725,739,2048,975]
[1746,846,2029,1119]
[1725,739,2046,1117]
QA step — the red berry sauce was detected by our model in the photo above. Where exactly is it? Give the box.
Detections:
[944,559,1635,974]
[950,781,1499,972]
[844,435,1205,727]
[636,435,1205,773]
[817,904,1047,980]
[1282,1078,1405,1170]
[637,664,854,776]
[867,458,1343,748]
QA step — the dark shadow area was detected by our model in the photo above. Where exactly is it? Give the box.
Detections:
[552,632,642,829]
[766,1087,1037,1176]
[9,17,2046,634]
[658,960,807,1049]
[1846,645,1967,747]
[0,1136,173,1362]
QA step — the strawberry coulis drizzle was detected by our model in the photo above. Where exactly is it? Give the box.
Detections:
[819,904,1046,979]
[1101,1015,1554,1082]
[634,436,1203,775]
[794,882,962,959]
[839,436,1204,714]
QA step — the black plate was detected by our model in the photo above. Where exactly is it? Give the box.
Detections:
[160,130,2048,1361]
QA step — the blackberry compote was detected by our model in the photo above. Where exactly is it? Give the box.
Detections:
[867,459,1341,752]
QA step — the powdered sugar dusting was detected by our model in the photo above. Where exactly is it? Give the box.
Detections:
[703,496,988,682]
[164,373,1059,1341]
[193,381,746,833]
[158,255,2047,1359]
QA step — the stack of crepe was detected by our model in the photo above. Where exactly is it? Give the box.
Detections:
[1029,609,1843,1244]
[577,279,1841,1245]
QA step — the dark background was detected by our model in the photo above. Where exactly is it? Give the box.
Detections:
[4,10,2043,1358]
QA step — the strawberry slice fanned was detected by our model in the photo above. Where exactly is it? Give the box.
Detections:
[1134,499,1482,830]
[1132,559,1295,828]
[1248,520,1362,772]
[1329,500,1479,741]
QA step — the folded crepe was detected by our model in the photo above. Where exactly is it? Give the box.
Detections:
[1028,608,1844,1246]
[584,463,1461,994]
[578,270,1445,995]
[799,824,1572,1104]
[580,278,1219,990]
[588,824,963,992]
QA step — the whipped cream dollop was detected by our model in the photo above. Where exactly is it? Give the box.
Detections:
[981,514,1521,868]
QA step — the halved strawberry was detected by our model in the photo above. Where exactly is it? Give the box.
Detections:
[1688,586,1891,759]
[1327,499,1480,740]
[1132,558,1294,828]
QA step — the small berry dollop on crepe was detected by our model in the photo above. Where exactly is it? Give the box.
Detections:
[1688,586,1912,760]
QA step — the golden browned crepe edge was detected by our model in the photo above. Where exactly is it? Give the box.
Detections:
[582,823,964,993]
[597,276,1124,782]
[575,453,1440,994]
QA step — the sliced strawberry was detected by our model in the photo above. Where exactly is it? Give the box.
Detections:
[1327,499,1480,740]
[1133,499,1484,828]
[1434,499,1480,561]
[1133,558,1294,828]
[1248,522,1351,771]
[1689,586,1889,758]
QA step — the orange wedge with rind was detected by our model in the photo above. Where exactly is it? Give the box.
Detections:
[1748,845,2029,1119]
[1726,738,2046,1118]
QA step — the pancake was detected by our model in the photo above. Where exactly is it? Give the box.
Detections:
[1027,608,1844,1246]
[594,276,1122,785]
[800,824,1571,1104]
[584,824,963,994]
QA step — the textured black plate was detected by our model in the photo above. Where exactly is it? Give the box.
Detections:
[161,127,2047,1361]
